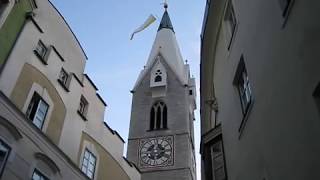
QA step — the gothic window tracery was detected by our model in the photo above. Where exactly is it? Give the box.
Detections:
[154,70,163,82]
[150,101,167,130]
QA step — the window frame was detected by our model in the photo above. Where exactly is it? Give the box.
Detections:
[34,40,48,65]
[26,92,49,130]
[149,101,168,131]
[77,95,88,121]
[0,139,11,178]
[57,68,70,92]
[204,134,228,180]
[81,148,97,179]
[224,0,237,50]
[233,55,254,133]
[32,168,49,180]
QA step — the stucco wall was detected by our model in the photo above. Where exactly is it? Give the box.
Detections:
[78,132,130,180]
[10,63,66,144]
[201,0,320,179]
[0,93,88,180]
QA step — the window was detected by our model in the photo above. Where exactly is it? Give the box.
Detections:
[210,140,226,180]
[0,139,10,178]
[26,92,49,129]
[34,40,48,63]
[58,68,70,91]
[278,0,294,18]
[58,68,68,85]
[78,96,88,120]
[150,101,167,130]
[204,135,227,180]
[189,89,193,95]
[32,169,49,180]
[224,0,237,49]
[234,56,253,117]
[154,70,162,82]
[81,149,96,179]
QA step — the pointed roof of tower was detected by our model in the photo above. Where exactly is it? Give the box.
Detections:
[132,8,188,91]
[158,10,174,33]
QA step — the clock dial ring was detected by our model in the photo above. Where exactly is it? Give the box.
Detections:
[139,136,173,167]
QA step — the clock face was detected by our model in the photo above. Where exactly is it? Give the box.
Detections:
[139,136,174,168]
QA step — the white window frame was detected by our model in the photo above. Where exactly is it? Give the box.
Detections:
[26,92,49,130]
[81,149,96,179]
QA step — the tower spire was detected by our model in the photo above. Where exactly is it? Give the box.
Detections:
[158,0,174,32]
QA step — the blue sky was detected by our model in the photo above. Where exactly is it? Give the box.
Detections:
[50,0,205,179]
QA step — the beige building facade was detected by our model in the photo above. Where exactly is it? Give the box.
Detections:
[0,0,140,180]
[200,0,320,180]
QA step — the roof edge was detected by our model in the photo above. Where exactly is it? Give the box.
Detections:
[47,0,88,60]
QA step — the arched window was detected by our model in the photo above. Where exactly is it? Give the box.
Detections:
[154,70,163,82]
[150,102,167,130]
[155,75,162,82]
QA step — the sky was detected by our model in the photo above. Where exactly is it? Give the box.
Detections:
[50,0,205,179]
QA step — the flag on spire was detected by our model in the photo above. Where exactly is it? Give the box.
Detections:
[130,14,156,40]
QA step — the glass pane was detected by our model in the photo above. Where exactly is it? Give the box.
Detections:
[83,158,88,166]
[81,166,87,173]
[84,151,89,158]
[89,155,96,164]
[32,173,40,180]
[87,171,93,178]
[39,101,48,113]
[33,119,43,129]
[35,112,45,121]
[33,100,48,129]
[88,163,94,171]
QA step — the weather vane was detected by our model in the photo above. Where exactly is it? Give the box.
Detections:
[161,0,168,10]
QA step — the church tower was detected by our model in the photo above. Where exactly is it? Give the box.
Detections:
[126,4,197,180]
